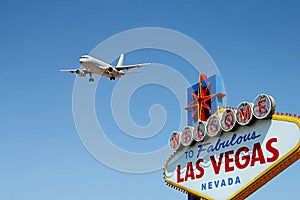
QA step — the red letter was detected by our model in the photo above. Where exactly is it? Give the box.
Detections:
[266,138,279,162]
[239,105,251,121]
[171,134,179,149]
[195,159,205,179]
[196,128,204,138]
[177,165,184,183]
[235,147,250,169]
[185,162,195,181]
[225,150,234,172]
[258,98,267,115]
[210,153,224,175]
[250,142,266,166]
[183,130,191,144]
[210,119,218,132]
[224,113,234,127]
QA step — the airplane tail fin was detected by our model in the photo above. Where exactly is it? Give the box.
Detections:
[117,54,124,66]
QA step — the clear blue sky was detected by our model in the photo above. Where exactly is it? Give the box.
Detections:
[1,0,299,199]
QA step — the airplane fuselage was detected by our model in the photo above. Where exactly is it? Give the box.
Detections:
[79,56,125,78]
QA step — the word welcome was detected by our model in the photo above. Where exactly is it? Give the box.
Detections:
[169,94,275,150]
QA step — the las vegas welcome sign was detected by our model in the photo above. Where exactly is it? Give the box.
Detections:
[164,94,300,200]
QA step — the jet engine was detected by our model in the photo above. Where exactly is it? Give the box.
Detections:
[76,69,86,77]
[108,67,115,72]
[107,67,124,79]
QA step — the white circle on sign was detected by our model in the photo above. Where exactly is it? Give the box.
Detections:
[181,126,194,146]
[221,109,237,132]
[169,131,182,150]
[206,115,222,137]
[193,121,207,141]
[236,102,254,125]
[253,94,276,119]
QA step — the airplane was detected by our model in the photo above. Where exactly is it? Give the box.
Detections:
[60,54,152,82]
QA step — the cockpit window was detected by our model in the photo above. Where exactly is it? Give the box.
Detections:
[80,56,89,59]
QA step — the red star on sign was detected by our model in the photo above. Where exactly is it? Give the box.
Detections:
[185,74,226,121]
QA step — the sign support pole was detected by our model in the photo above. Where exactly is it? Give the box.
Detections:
[187,74,210,200]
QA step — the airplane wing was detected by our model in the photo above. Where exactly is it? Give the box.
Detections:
[115,62,153,70]
[59,69,89,73]
[59,69,78,73]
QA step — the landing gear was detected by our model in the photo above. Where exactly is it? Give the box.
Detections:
[110,76,115,80]
[88,73,94,82]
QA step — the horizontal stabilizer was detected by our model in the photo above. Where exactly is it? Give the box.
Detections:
[59,69,77,73]
[125,71,140,75]
[115,62,153,70]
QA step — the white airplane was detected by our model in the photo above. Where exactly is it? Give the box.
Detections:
[60,54,152,82]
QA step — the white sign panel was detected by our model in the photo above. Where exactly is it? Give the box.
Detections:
[164,115,300,200]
